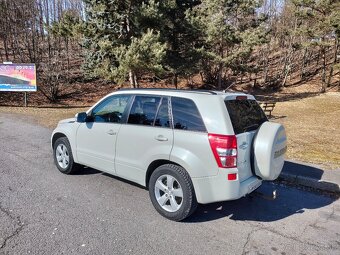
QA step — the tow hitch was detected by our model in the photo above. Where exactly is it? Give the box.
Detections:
[251,189,277,201]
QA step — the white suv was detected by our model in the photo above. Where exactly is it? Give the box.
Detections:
[51,89,287,221]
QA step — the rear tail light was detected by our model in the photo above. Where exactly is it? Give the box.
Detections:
[208,134,237,168]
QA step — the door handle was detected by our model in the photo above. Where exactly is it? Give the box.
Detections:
[107,130,116,135]
[155,135,168,141]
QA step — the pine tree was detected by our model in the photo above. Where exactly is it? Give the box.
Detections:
[292,0,340,92]
[82,0,166,87]
[156,0,201,88]
[102,29,166,87]
[187,0,267,89]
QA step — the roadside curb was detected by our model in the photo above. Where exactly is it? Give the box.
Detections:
[279,172,340,194]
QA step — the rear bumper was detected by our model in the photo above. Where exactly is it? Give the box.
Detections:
[191,169,262,204]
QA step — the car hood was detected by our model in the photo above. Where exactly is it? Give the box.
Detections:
[58,118,76,125]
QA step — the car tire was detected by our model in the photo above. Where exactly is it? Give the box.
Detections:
[53,137,79,174]
[149,164,197,221]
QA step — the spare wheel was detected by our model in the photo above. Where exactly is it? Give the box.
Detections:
[253,121,287,180]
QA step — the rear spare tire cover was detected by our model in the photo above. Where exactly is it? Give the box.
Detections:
[253,121,287,180]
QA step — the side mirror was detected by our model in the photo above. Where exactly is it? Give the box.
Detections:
[76,112,88,123]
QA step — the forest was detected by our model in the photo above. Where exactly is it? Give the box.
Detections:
[0,0,339,102]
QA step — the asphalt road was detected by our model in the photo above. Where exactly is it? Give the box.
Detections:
[0,113,339,255]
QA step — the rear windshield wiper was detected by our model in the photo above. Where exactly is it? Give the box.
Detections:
[243,124,259,132]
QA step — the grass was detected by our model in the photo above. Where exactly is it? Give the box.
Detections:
[0,92,339,169]
[273,92,340,169]
[0,106,88,128]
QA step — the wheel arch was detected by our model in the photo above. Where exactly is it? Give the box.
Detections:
[51,131,78,162]
[51,132,68,149]
[145,159,181,188]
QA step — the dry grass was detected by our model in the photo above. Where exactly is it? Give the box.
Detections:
[273,92,340,169]
[0,106,88,128]
[1,92,339,169]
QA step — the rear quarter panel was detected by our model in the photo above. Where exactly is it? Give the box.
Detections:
[194,95,234,135]
[170,130,219,177]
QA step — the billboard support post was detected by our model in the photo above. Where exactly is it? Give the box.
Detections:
[24,92,27,107]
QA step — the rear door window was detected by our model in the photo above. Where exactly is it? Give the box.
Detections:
[128,95,161,126]
[171,97,206,132]
[225,99,267,134]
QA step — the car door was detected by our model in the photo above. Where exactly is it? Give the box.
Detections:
[76,94,132,174]
[115,95,174,185]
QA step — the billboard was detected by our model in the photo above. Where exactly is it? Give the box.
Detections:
[0,63,37,91]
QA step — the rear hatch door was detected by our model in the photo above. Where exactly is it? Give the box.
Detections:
[224,96,268,182]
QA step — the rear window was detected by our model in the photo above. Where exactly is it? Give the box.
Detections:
[171,97,206,132]
[225,99,267,134]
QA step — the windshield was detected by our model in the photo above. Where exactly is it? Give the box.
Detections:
[225,99,268,135]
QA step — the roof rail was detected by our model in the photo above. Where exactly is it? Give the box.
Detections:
[117,88,218,95]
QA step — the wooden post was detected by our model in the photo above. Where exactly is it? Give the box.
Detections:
[24,92,27,107]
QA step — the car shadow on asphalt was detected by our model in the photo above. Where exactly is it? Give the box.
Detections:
[72,166,338,224]
[282,161,340,193]
[74,166,147,189]
[185,182,338,223]
[74,166,102,175]
[282,160,324,180]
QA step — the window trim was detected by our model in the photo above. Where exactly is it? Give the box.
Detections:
[152,96,171,128]
[152,97,163,126]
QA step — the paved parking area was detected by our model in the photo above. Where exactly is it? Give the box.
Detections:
[0,114,339,255]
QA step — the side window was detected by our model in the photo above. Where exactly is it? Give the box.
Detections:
[171,97,206,132]
[91,95,131,123]
[154,97,170,128]
[128,95,161,126]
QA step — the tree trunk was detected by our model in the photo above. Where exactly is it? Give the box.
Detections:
[217,39,224,90]
[66,37,70,79]
[321,46,326,93]
[316,50,320,65]
[134,73,139,88]
[263,65,269,84]
[44,0,52,59]
[281,17,297,87]
[217,63,222,90]
[129,70,135,88]
[282,66,290,87]
[3,39,9,61]
[263,48,270,84]
[282,53,291,87]
[129,70,138,88]
[199,72,204,84]
[300,48,307,80]
[172,73,178,89]
[38,0,45,39]
[327,38,339,87]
